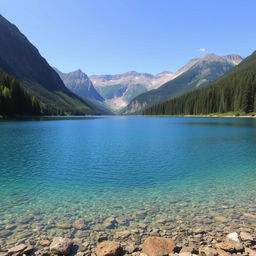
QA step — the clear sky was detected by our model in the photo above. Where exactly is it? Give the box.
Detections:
[1,0,256,75]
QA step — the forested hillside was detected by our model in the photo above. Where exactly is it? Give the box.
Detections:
[143,51,256,115]
[0,72,43,116]
[124,54,242,114]
[0,15,96,115]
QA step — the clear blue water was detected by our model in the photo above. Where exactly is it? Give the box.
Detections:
[1,116,256,240]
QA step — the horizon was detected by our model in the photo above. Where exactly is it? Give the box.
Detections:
[1,0,256,75]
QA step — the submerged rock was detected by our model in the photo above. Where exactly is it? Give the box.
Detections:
[115,216,129,226]
[215,238,243,253]
[114,230,131,239]
[240,232,253,241]
[213,216,228,223]
[95,233,109,242]
[245,247,256,256]
[15,231,33,240]
[95,241,123,256]
[35,250,51,256]
[125,243,136,254]
[50,237,73,255]
[23,245,34,255]
[76,230,90,238]
[180,246,198,254]
[56,222,72,229]
[4,225,17,231]
[200,247,218,256]
[73,219,88,230]
[103,217,118,229]
[142,236,176,256]
[0,230,12,238]
[8,244,27,255]
[193,228,206,234]
[18,217,34,224]
[155,218,172,225]
[134,210,147,219]
[226,232,240,243]
[243,213,256,219]
[39,240,51,247]
[179,253,192,256]
[216,248,231,256]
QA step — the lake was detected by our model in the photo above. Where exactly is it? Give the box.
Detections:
[1,116,256,242]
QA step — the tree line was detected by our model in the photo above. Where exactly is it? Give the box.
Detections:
[143,52,256,116]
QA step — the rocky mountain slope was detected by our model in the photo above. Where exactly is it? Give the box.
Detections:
[144,51,256,115]
[55,68,113,114]
[90,71,175,111]
[123,54,243,114]
[55,68,104,102]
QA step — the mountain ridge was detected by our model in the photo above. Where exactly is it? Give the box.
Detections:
[54,68,104,102]
[55,68,113,114]
[90,71,175,111]
[123,53,243,114]
[143,51,256,115]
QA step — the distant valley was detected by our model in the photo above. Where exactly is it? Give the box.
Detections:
[56,54,243,114]
[55,69,176,112]
[90,71,175,111]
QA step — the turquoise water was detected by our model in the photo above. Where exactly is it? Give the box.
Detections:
[1,116,256,240]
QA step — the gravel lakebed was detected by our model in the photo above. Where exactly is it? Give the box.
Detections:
[1,203,256,256]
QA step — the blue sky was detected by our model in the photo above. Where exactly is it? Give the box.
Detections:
[1,0,256,75]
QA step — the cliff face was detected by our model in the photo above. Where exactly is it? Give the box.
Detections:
[55,68,104,102]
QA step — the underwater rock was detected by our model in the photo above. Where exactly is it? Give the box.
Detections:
[39,240,51,247]
[103,217,118,229]
[50,237,73,255]
[8,244,27,255]
[142,236,176,256]
[200,247,218,256]
[95,241,122,256]
[56,222,72,229]
[240,232,253,241]
[213,216,228,223]
[73,219,89,230]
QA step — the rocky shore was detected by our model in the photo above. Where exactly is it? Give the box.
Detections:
[1,216,256,256]
[1,197,256,256]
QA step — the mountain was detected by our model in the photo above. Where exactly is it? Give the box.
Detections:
[90,71,175,111]
[143,51,256,115]
[55,68,113,114]
[0,14,96,114]
[123,54,243,114]
[54,68,104,102]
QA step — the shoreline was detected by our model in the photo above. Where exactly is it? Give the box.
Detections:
[142,114,256,118]
[1,114,256,121]
[1,214,256,256]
